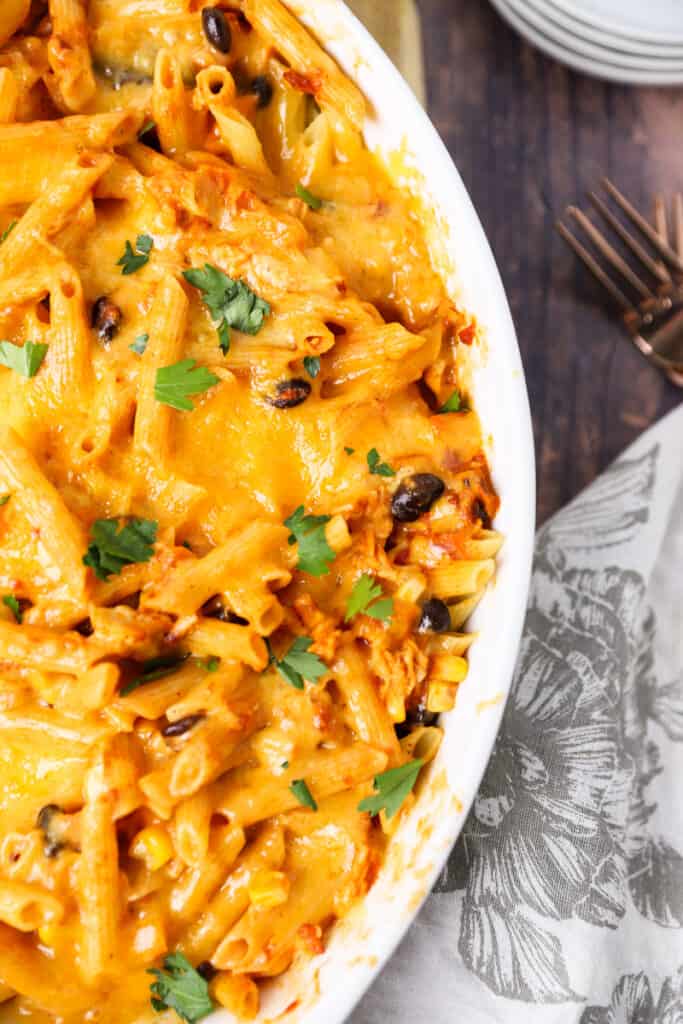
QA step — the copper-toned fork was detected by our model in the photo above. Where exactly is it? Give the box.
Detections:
[556,178,683,388]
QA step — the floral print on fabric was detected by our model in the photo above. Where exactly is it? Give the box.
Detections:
[580,967,683,1024]
[435,445,683,1003]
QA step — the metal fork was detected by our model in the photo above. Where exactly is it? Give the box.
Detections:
[556,179,683,388]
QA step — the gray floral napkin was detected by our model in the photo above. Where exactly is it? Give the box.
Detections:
[351,404,683,1023]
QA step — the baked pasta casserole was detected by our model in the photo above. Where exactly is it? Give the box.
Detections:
[0,2,501,1021]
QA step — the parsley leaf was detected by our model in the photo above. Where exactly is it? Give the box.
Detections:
[2,595,22,623]
[357,759,424,819]
[367,448,396,477]
[345,574,394,623]
[290,778,318,810]
[204,656,220,672]
[303,355,320,378]
[0,340,48,378]
[130,333,149,355]
[438,389,467,413]
[281,760,289,769]
[344,446,355,455]
[183,264,270,354]
[117,235,153,275]
[0,220,16,244]
[83,517,158,580]
[121,653,189,696]
[267,636,327,690]
[0,494,10,507]
[148,952,214,1024]
[296,183,322,210]
[154,359,219,411]
[284,505,335,577]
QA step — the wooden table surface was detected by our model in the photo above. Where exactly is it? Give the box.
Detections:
[419,0,682,524]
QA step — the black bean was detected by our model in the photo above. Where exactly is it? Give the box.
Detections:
[390,473,445,523]
[202,596,248,624]
[396,697,439,737]
[91,296,123,343]
[418,598,451,633]
[406,697,439,729]
[139,121,162,153]
[250,75,273,108]
[162,714,205,738]
[36,804,62,831]
[197,962,217,982]
[472,497,492,530]
[36,804,68,858]
[202,7,232,53]
[269,378,311,409]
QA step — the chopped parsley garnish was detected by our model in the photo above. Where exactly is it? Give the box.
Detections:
[121,653,189,696]
[148,952,214,1024]
[296,183,322,210]
[438,389,467,413]
[281,760,289,770]
[0,340,48,378]
[117,234,153,275]
[129,333,149,355]
[266,636,327,690]
[2,595,22,623]
[344,446,355,455]
[284,505,335,577]
[290,778,317,811]
[154,359,219,411]
[0,494,10,507]
[83,517,158,580]
[357,759,424,819]
[366,448,396,477]
[345,574,394,623]
[303,355,320,378]
[0,220,16,244]
[183,264,270,354]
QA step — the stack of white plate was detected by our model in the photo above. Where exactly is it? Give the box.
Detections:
[489,0,683,85]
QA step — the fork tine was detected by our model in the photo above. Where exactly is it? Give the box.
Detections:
[567,205,654,299]
[674,193,683,260]
[654,195,668,242]
[555,219,635,313]
[589,190,671,285]
[603,177,683,272]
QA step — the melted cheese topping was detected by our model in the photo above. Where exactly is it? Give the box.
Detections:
[0,3,499,1023]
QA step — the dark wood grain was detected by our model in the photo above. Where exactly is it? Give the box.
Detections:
[419,0,682,523]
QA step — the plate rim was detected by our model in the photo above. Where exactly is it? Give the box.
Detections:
[548,0,683,46]
[529,0,683,56]
[505,0,683,69]
[491,0,683,85]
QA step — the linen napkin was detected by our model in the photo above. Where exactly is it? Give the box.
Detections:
[351,403,683,1022]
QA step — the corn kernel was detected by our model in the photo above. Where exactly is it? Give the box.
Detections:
[38,922,59,948]
[325,514,351,553]
[247,869,290,909]
[426,680,459,713]
[129,826,174,871]
[212,973,259,1020]
[428,654,468,684]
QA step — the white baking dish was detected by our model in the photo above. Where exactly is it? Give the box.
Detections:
[214,3,536,1020]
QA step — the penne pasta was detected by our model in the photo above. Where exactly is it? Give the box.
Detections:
[0,3,500,1017]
